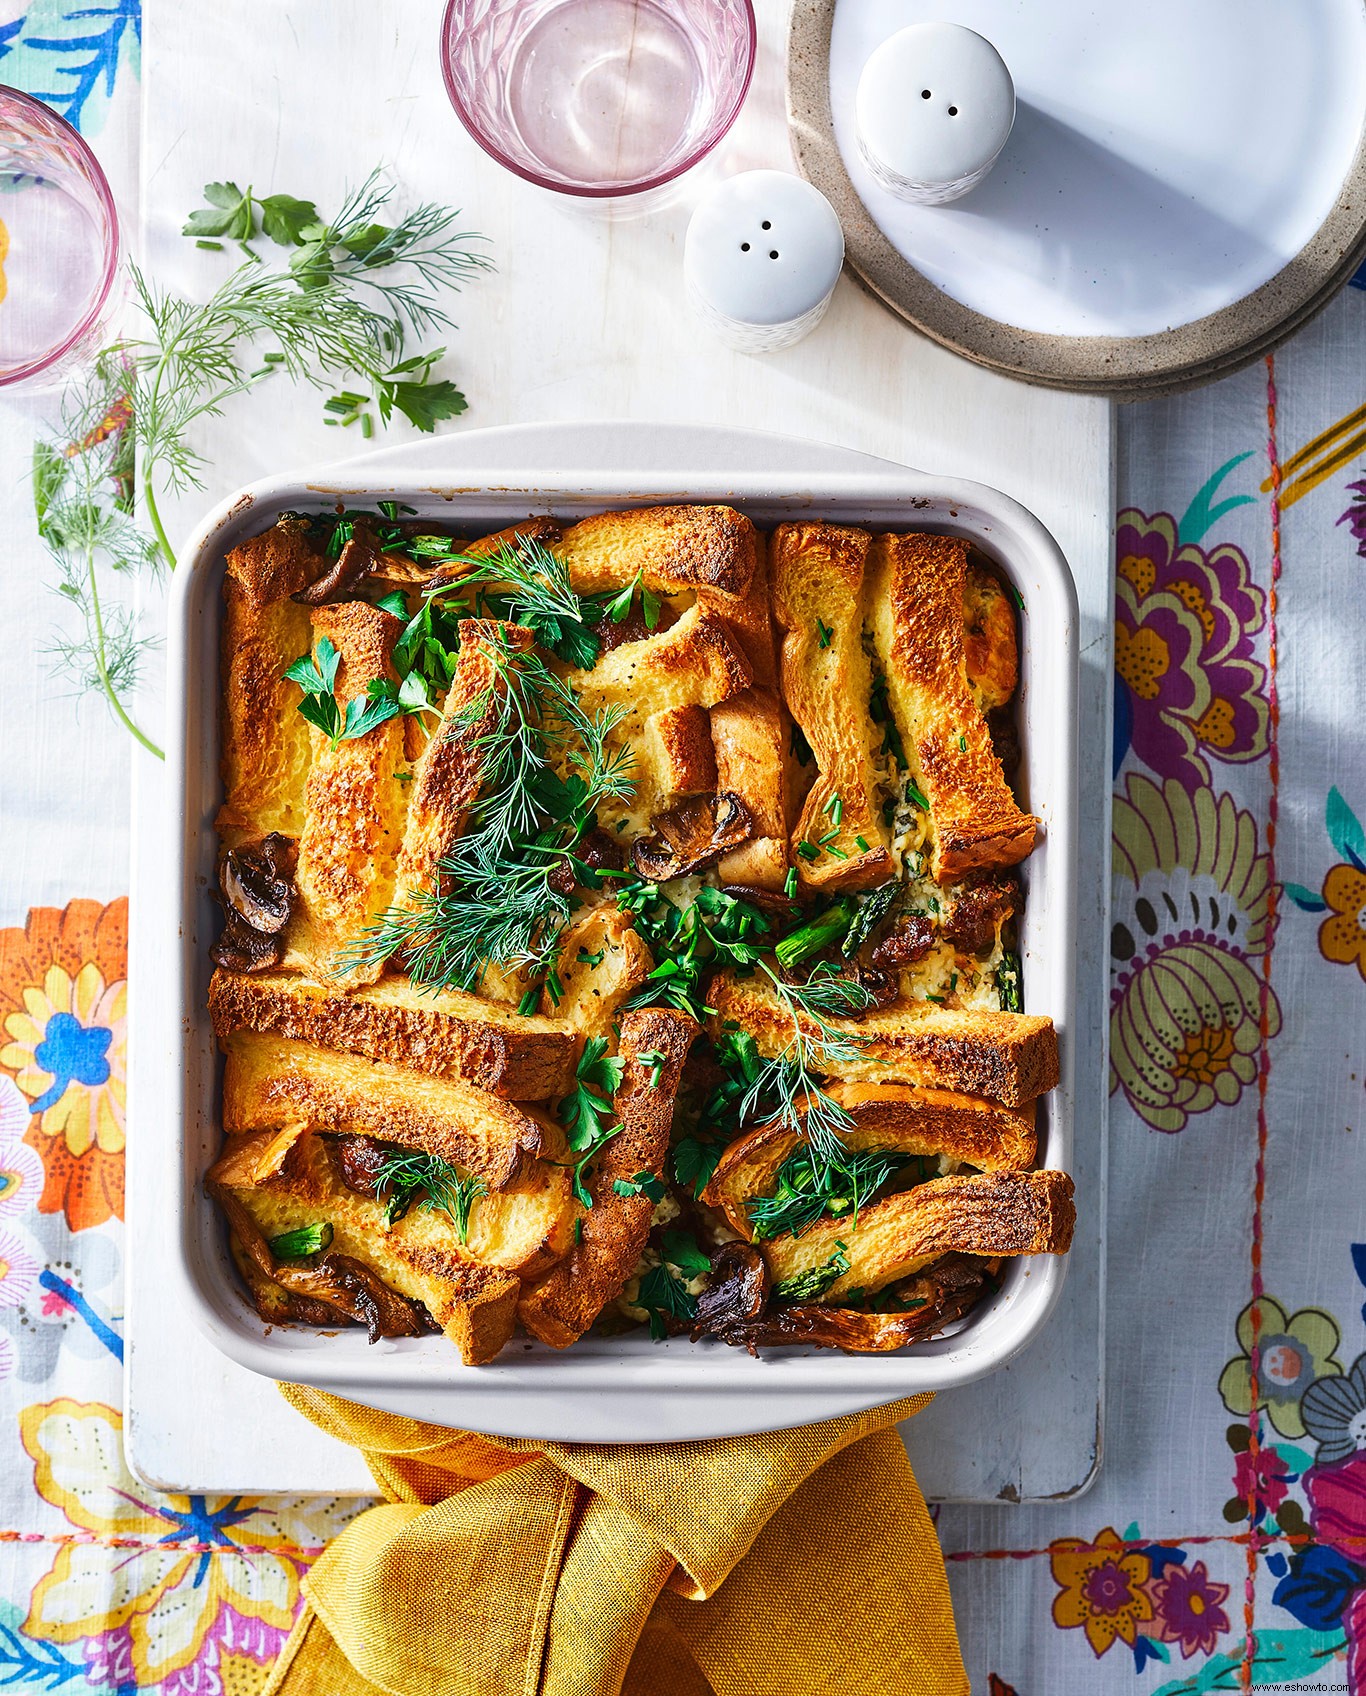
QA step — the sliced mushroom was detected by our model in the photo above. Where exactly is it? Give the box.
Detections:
[690,1242,770,1352]
[220,834,296,934]
[720,884,802,920]
[211,833,297,974]
[293,517,383,605]
[334,1134,389,1199]
[286,1253,439,1344]
[943,877,1018,956]
[630,793,754,881]
[870,913,935,971]
[696,1252,992,1355]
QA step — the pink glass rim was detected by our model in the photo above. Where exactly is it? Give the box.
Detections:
[439,0,757,199]
[0,83,121,387]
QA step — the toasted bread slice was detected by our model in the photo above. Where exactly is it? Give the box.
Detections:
[224,515,327,610]
[212,1125,573,1284]
[543,903,654,1038]
[391,619,532,909]
[209,967,579,1100]
[964,563,1019,713]
[770,523,893,892]
[759,1168,1075,1301]
[703,1082,1037,1235]
[557,505,759,599]
[284,602,409,986]
[221,1029,545,1189]
[518,1008,699,1347]
[865,533,1036,881]
[711,688,787,889]
[210,1140,523,1363]
[218,584,315,844]
[640,704,718,800]
[709,972,1058,1105]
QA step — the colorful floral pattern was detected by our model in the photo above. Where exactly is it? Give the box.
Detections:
[19,1399,346,1695]
[1113,508,1269,790]
[0,899,127,1231]
[1110,775,1280,1132]
[1219,1298,1344,1440]
[1285,789,1366,983]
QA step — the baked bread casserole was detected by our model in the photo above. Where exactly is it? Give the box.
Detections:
[206,504,1074,1364]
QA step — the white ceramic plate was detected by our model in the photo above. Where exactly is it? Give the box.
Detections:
[158,452,1078,1443]
[790,0,1366,391]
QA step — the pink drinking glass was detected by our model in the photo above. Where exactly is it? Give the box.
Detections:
[441,0,756,202]
[0,85,121,388]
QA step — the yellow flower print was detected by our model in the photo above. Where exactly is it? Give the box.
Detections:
[1319,863,1366,979]
[1050,1528,1155,1657]
[2,962,126,1157]
[1218,1297,1343,1439]
[20,1400,351,1690]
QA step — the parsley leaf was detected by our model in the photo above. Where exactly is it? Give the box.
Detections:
[672,1134,724,1197]
[260,193,321,246]
[637,1263,697,1339]
[557,1036,624,1151]
[612,1170,667,1202]
[661,1230,710,1278]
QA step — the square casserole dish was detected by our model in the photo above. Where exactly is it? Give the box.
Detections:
[165,456,1079,1442]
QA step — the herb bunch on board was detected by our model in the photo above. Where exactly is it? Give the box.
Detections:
[34,171,491,760]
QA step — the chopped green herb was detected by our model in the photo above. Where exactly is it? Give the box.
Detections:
[636,1262,696,1340]
[904,778,931,812]
[784,868,798,899]
[855,835,870,852]
[661,1230,711,1278]
[958,734,968,753]
[748,1147,928,1240]
[996,951,1022,1013]
[558,1036,624,1150]
[574,1216,583,1243]
[612,1170,667,1203]
[284,637,401,749]
[268,1222,333,1260]
[796,840,820,862]
[516,987,541,1016]
[636,1048,668,1087]
[816,617,834,649]
[576,947,606,969]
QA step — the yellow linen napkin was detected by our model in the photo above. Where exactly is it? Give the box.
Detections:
[263,1386,967,1696]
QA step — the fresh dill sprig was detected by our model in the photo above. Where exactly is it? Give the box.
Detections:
[426,533,602,668]
[33,173,491,754]
[372,1147,487,1243]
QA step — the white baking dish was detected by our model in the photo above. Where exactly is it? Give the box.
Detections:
[162,446,1078,1442]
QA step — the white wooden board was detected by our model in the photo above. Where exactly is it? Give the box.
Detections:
[125,0,1111,1501]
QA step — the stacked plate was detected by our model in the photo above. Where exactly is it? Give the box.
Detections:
[788,0,1366,398]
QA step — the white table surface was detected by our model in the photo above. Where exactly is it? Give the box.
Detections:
[124,0,1112,1501]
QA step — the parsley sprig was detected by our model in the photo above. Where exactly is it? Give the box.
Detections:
[284,637,401,749]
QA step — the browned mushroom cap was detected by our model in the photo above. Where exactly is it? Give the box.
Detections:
[287,1253,439,1343]
[293,517,384,605]
[720,884,802,920]
[701,1253,993,1354]
[210,834,297,973]
[630,793,753,881]
[220,834,296,934]
[691,1242,769,1350]
[210,918,284,974]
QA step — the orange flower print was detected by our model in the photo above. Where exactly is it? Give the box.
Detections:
[1050,1528,1155,1657]
[0,900,127,1231]
[1319,864,1366,979]
[1285,790,1366,985]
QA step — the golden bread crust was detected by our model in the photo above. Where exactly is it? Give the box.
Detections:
[218,583,315,843]
[558,504,759,598]
[711,688,787,889]
[285,602,408,985]
[759,1168,1075,1301]
[770,522,894,891]
[221,1028,545,1189]
[703,1082,1037,1235]
[224,515,326,609]
[208,967,579,1100]
[543,904,654,1037]
[517,1008,699,1347]
[866,533,1036,881]
[708,971,1059,1105]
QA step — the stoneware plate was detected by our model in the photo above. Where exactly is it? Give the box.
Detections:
[788,0,1366,396]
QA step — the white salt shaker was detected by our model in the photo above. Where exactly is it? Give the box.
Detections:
[684,170,845,353]
[856,22,1015,206]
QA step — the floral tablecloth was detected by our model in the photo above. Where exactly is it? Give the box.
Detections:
[4,11,1366,1693]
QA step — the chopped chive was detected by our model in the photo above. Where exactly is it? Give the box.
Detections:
[516,987,541,1015]
[1009,583,1025,610]
[949,972,958,991]
[825,844,849,860]
[796,841,820,862]
[817,829,839,846]
[784,868,798,898]
[574,1216,583,1243]
[238,241,260,262]
[926,992,946,1005]
[855,835,870,851]
[263,351,285,364]
[196,238,224,251]
[958,734,968,752]
[816,617,834,649]
[360,413,374,439]
[906,779,930,811]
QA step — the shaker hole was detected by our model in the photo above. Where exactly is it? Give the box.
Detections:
[921,89,931,99]
[740,242,750,251]
[769,250,779,260]
[761,220,772,230]
[948,105,959,116]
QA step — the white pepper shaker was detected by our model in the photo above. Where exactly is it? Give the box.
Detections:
[856,22,1015,206]
[684,170,845,353]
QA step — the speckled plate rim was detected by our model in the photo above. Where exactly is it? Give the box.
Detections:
[787,0,1366,395]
